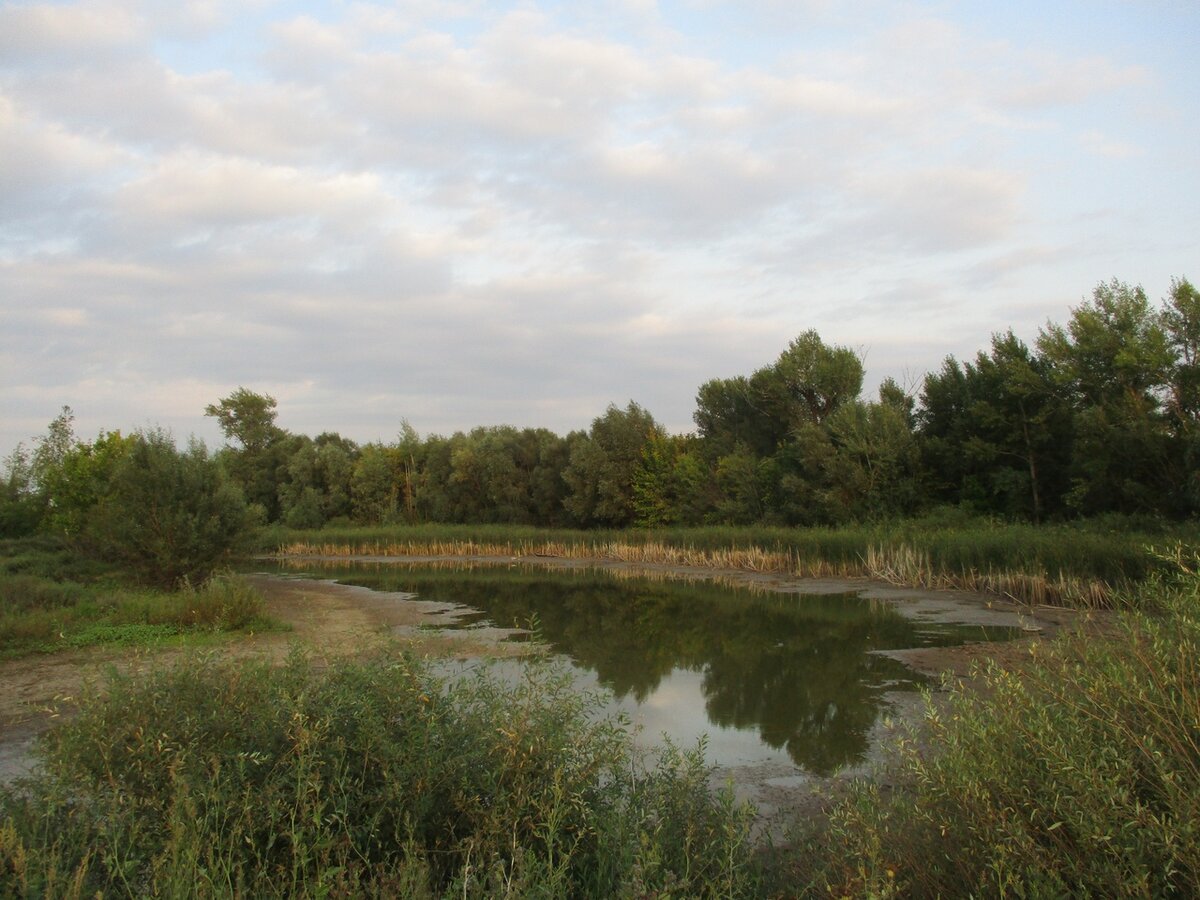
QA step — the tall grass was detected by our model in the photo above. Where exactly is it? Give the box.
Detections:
[0,652,760,898]
[0,572,272,657]
[788,558,1200,896]
[266,516,1197,607]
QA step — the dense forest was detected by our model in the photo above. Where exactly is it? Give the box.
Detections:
[4,277,1197,545]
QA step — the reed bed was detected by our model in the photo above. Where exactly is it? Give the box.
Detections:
[272,554,805,598]
[276,537,1124,607]
[862,544,1115,608]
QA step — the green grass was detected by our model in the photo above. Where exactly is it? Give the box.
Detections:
[261,513,1200,607]
[0,538,278,658]
[0,651,761,898]
[781,555,1200,897]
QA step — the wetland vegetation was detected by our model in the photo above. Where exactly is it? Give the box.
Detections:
[2,275,1199,895]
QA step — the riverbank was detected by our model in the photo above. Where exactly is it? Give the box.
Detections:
[5,551,1182,896]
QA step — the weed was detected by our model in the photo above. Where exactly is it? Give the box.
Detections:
[0,652,761,897]
[795,563,1200,896]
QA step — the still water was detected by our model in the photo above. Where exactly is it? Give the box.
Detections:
[265,560,1020,776]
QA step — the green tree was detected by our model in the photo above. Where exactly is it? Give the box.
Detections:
[825,394,921,520]
[1162,277,1200,511]
[24,408,138,537]
[30,406,76,511]
[204,388,283,452]
[278,432,358,528]
[694,376,778,459]
[695,332,864,465]
[772,330,865,428]
[85,431,250,586]
[205,388,290,520]
[351,443,404,524]
[631,432,680,527]
[919,333,1071,521]
[563,403,660,527]
[0,444,40,536]
[1037,280,1176,514]
[1163,277,1200,420]
[712,448,770,525]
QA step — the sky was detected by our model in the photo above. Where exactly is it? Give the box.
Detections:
[2,0,1198,455]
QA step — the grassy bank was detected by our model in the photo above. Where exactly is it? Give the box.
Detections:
[4,565,1198,896]
[0,538,275,658]
[3,537,1199,895]
[262,514,1200,607]
[780,557,1200,897]
[0,652,760,898]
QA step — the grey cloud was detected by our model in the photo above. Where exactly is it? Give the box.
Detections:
[0,2,145,64]
[1,0,1192,458]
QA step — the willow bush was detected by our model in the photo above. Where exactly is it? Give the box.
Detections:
[794,562,1200,897]
[0,652,760,898]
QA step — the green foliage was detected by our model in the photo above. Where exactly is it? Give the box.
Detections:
[920,331,1072,521]
[84,431,251,587]
[0,653,760,897]
[0,445,40,537]
[41,429,136,537]
[1163,276,1200,423]
[349,441,405,524]
[1037,279,1180,515]
[825,396,921,520]
[563,402,661,527]
[204,387,283,453]
[799,563,1200,897]
[773,329,865,427]
[205,388,294,520]
[0,552,271,657]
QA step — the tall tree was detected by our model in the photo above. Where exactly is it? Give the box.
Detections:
[694,376,779,459]
[204,388,291,520]
[1161,276,1200,512]
[0,445,39,536]
[772,330,865,428]
[204,388,283,452]
[1163,276,1200,424]
[825,393,921,521]
[563,402,661,527]
[1037,280,1176,515]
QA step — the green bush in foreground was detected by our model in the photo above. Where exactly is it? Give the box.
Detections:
[0,653,759,898]
[796,565,1200,897]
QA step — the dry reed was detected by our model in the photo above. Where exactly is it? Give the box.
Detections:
[277,539,1117,607]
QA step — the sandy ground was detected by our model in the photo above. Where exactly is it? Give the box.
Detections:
[0,556,1097,837]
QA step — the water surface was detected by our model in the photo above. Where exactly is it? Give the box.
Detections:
[265,560,1020,775]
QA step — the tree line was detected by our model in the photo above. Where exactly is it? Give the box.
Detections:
[3,276,1197,559]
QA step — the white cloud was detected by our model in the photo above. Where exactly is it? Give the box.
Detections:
[0,0,1194,455]
[0,1,145,61]
[114,154,386,228]
[1000,55,1151,109]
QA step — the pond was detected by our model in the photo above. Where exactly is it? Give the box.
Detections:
[261,559,1026,779]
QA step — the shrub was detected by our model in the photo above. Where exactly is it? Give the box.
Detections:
[799,565,1200,896]
[84,431,250,587]
[0,653,760,897]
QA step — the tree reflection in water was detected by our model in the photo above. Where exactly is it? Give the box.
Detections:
[280,562,1014,775]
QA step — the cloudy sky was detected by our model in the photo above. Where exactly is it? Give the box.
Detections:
[3,0,1198,454]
